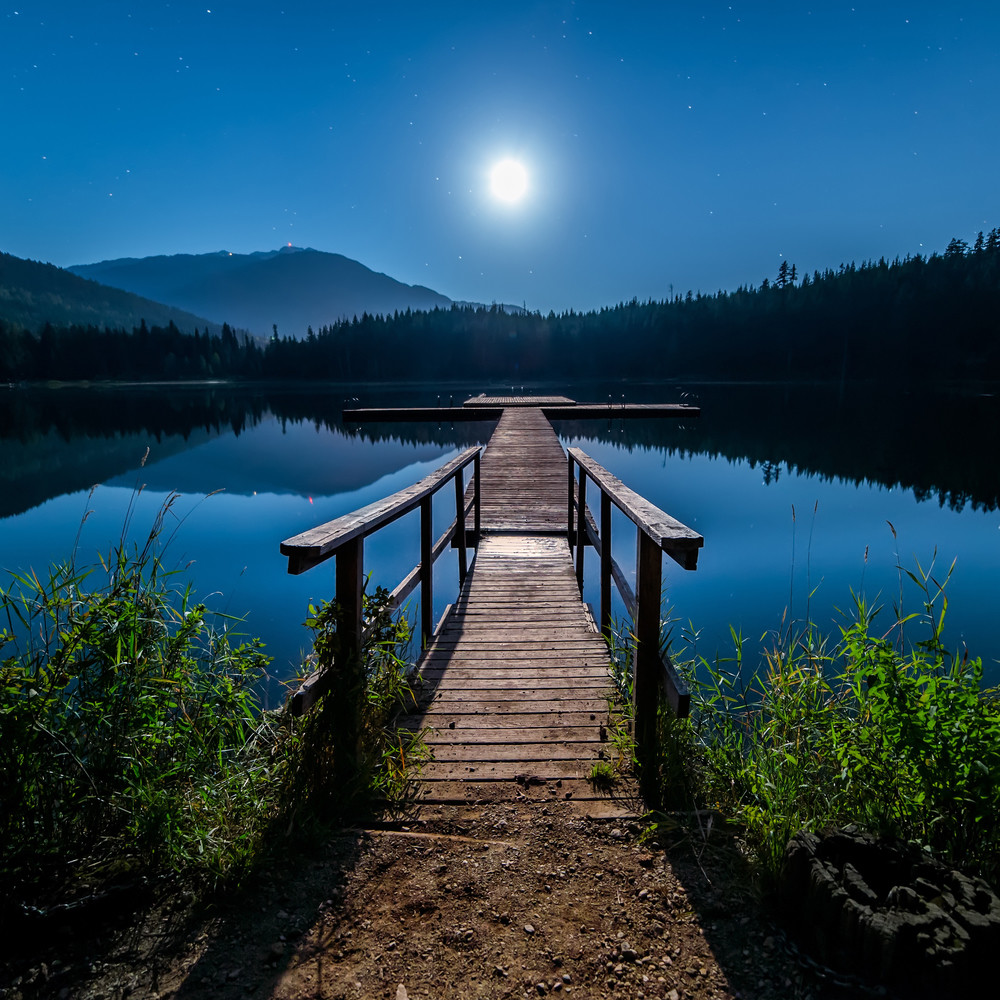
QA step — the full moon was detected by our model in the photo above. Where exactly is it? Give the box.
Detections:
[490,158,529,202]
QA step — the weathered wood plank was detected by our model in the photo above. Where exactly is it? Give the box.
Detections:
[281,446,480,572]
[343,406,502,421]
[413,722,603,747]
[420,760,603,781]
[568,446,703,566]
[400,709,607,730]
[417,672,609,687]
[464,394,576,407]
[414,726,605,744]
[410,779,632,805]
[426,743,605,762]
[546,403,699,419]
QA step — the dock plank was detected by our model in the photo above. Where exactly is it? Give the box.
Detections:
[409,527,621,808]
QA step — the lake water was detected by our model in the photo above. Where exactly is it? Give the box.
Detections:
[2,380,998,699]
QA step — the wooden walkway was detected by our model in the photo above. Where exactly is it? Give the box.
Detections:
[402,407,634,811]
[283,393,700,813]
[463,394,575,408]
[475,407,568,534]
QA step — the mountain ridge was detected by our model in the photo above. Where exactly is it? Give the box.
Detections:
[68,247,454,338]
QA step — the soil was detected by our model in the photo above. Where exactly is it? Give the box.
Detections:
[2,799,889,1000]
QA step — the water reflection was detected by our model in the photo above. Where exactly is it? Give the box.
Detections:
[1,381,998,686]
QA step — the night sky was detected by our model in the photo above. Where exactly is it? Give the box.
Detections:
[3,2,999,313]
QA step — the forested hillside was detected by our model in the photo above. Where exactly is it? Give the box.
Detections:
[3,233,999,384]
[0,252,222,337]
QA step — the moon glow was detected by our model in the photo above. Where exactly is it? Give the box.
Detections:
[490,158,529,202]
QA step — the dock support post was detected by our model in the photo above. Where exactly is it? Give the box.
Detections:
[634,529,662,775]
[421,496,433,646]
[455,468,468,585]
[600,491,612,636]
[575,471,587,592]
[567,454,575,548]
[474,451,481,548]
[332,536,364,789]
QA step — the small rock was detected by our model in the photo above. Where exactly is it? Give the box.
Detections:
[396,986,409,1000]
[524,924,536,935]
[268,942,284,961]
[536,983,548,995]
[562,974,572,984]
[667,991,680,1000]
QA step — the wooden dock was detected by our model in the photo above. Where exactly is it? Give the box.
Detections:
[401,534,624,807]
[402,407,627,809]
[475,407,567,535]
[342,394,699,423]
[281,395,702,814]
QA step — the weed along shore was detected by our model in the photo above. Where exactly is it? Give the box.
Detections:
[3,396,1000,999]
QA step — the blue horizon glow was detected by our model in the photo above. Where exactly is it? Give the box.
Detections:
[3,2,999,313]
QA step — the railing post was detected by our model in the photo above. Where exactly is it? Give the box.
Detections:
[455,467,468,586]
[634,528,662,772]
[567,453,575,549]
[420,495,433,646]
[474,451,481,547]
[575,469,587,592]
[600,490,612,636]
[332,535,364,787]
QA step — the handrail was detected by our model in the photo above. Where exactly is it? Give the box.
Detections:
[567,447,703,758]
[280,446,482,717]
[281,446,481,574]
[568,448,702,568]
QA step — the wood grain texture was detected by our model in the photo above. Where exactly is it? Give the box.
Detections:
[472,409,569,534]
[409,533,622,806]
[463,394,576,407]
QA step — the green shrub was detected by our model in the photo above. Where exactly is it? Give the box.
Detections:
[687,555,1000,886]
[0,494,285,899]
[0,494,420,908]
[298,585,427,813]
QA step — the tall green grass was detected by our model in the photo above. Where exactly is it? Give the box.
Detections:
[677,554,1000,886]
[0,492,418,910]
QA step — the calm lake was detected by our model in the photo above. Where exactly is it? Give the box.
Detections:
[3,380,999,699]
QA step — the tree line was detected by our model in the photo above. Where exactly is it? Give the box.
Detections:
[3,231,1000,385]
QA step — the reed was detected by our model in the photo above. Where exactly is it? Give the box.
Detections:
[0,494,418,912]
[673,553,1000,886]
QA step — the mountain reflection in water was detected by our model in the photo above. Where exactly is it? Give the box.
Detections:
[1,380,998,689]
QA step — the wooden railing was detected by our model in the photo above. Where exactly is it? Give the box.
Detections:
[567,448,703,756]
[280,446,481,716]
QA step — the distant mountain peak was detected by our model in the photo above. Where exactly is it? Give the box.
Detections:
[68,247,455,337]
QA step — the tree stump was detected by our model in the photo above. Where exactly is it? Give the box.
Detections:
[779,826,1000,995]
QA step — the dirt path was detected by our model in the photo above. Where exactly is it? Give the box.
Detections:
[21,799,869,1000]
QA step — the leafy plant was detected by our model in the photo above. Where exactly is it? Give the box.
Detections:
[298,584,426,814]
[684,554,1000,886]
[588,760,617,790]
[0,492,282,902]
